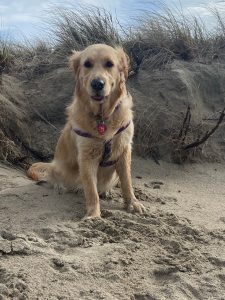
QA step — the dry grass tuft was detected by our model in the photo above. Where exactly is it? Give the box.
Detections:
[10,41,55,80]
[47,6,121,58]
[125,6,225,72]
[0,75,30,164]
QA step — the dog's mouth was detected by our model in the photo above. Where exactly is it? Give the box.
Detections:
[91,95,104,101]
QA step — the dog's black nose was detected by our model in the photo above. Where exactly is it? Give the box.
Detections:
[91,79,105,91]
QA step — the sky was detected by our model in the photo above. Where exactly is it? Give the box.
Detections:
[0,0,225,41]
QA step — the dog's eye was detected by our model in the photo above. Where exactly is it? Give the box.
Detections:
[105,60,114,68]
[84,60,93,68]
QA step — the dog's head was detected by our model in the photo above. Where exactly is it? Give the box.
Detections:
[69,44,129,103]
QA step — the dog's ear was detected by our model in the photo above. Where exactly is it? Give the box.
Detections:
[116,47,130,80]
[69,50,82,78]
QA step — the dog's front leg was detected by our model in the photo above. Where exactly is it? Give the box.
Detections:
[116,146,145,214]
[79,159,101,218]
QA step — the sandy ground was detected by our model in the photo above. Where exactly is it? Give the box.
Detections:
[0,158,225,300]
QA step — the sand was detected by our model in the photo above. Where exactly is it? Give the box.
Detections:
[0,158,225,300]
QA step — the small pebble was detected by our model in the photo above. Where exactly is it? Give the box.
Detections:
[52,258,64,268]
[144,183,150,188]
[153,185,161,189]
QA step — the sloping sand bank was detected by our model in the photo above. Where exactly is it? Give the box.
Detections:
[0,159,225,300]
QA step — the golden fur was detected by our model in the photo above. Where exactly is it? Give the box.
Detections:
[27,44,145,218]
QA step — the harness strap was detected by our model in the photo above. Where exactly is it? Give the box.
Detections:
[73,129,93,138]
[115,121,130,135]
[99,159,118,167]
[99,139,116,167]
[73,121,131,167]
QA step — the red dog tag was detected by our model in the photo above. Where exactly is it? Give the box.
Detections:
[97,123,107,135]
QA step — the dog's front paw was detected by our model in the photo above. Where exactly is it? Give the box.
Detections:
[83,214,101,220]
[125,201,146,214]
[83,207,101,220]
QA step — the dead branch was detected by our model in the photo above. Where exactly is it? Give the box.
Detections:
[177,105,191,144]
[183,107,225,150]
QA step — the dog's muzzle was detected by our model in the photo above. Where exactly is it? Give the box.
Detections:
[91,79,105,101]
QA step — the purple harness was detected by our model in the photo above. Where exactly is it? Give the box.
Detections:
[73,121,130,167]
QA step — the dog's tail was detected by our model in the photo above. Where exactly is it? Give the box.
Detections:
[27,162,53,182]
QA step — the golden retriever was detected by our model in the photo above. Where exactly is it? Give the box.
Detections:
[27,44,145,218]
